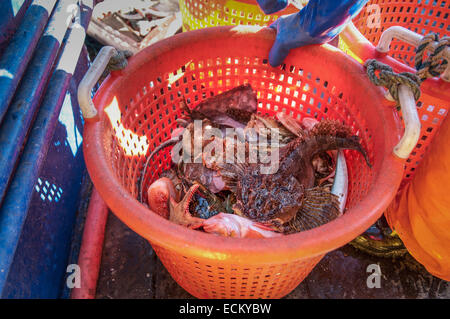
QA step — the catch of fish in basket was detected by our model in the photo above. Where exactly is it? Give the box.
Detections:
[141,84,371,238]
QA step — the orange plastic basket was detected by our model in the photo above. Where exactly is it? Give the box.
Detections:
[339,0,450,186]
[179,0,299,31]
[83,26,406,298]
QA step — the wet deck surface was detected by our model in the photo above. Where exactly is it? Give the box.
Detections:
[95,213,449,299]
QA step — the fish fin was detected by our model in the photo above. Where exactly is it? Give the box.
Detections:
[309,119,353,138]
[276,112,308,139]
[286,187,341,233]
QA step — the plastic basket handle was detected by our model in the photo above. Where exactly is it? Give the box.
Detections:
[377,26,450,82]
[382,80,421,160]
[78,46,118,119]
[392,85,421,159]
[373,26,424,159]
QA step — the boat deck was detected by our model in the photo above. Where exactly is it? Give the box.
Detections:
[95,213,449,299]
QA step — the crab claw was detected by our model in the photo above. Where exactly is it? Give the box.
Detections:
[202,213,283,238]
[169,184,205,229]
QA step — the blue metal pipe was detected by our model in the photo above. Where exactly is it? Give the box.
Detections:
[0,0,33,55]
[0,11,86,293]
[79,0,95,30]
[0,0,58,124]
[0,0,79,203]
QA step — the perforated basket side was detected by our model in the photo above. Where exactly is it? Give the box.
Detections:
[353,0,449,68]
[339,0,450,185]
[153,244,323,299]
[179,0,298,31]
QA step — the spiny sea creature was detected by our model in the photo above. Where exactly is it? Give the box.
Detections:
[168,184,204,229]
[143,82,372,235]
[164,182,281,238]
[140,85,258,202]
[175,119,229,193]
[218,134,370,232]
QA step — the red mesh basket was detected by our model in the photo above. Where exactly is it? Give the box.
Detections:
[339,0,450,186]
[179,0,299,31]
[83,26,406,298]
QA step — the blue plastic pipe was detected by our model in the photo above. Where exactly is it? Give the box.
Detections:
[0,11,86,294]
[0,0,58,124]
[0,0,79,203]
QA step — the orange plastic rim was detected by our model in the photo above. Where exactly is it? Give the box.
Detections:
[339,0,450,186]
[84,26,405,298]
[179,0,299,31]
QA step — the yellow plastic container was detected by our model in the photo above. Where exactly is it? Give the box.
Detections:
[179,0,300,31]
